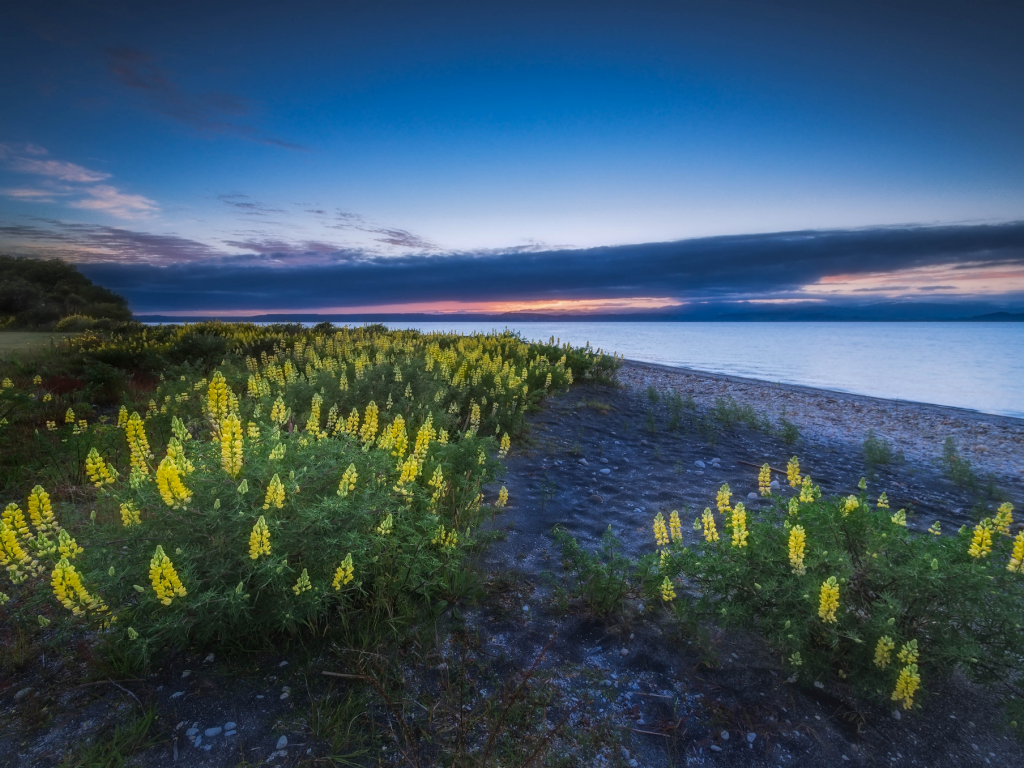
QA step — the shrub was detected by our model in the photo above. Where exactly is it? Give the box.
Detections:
[863,429,900,466]
[654,467,1024,717]
[943,437,978,489]
[0,324,618,658]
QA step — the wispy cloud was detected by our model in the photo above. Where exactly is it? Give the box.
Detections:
[106,48,307,151]
[0,143,157,219]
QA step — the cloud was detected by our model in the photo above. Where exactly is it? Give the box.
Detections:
[0,144,157,219]
[48,220,1024,313]
[106,48,307,151]
[218,194,286,217]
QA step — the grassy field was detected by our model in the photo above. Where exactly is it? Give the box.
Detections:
[0,331,76,359]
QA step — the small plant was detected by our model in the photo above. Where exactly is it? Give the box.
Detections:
[777,416,799,445]
[864,430,900,466]
[551,524,654,617]
[646,385,660,404]
[943,437,978,490]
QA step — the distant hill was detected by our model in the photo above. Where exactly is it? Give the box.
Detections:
[0,256,133,330]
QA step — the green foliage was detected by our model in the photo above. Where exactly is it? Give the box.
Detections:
[658,486,1024,716]
[0,323,617,657]
[777,416,800,445]
[0,256,132,330]
[863,429,900,466]
[943,437,978,489]
[551,524,655,617]
[58,706,161,768]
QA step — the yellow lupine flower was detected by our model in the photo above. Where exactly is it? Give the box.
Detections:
[332,553,354,589]
[248,516,271,559]
[51,557,107,616]
[247,421,261,441]
[716,483,732,514]
[0,519,36,583]
[876,492,889,509]
[496,485,509,508]
[897,639,918,664]
[874,636,895,668]
[431,524,459,549]
[758,463,772,496]
[818,576,839,624]
[207,371,231,423]
[660,576,676,602]
[220,413,244,477]
[730,503,748,548]
[468,402,481,434]
[125,412,152,474]
[65,408,75,424]
[33,375,41,385]
[57,529,83,559]
[263,474,285,510]
[359,401,379,445]
[669,510,682,542]
[3,503,32,539]
[305,393,322,434]
[292,568,312,595]
[787,456,801,488]
[892,664,920,710]
[994,502,1014,536]
[927,521,941,535]
[701,508,719,542]
[149,545,187,606]
[891,509,907,526]
[653,513,669,546]
[1006,532,1024,573]
[498,432,511,459]
[788,525,806,574]
[270,395,288,425]
[413,415,435,461]
[156,455,192,508]
[27,486,57,534]
[119,502,141,527]
[85,448,116,487]
[376,513,393,536]
[337,463,358,497]
[843,495,859,515]
[116,405,128,428]
[799,476,818,503]
[968,519,993,559]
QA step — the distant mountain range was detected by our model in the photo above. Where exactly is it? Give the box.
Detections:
[136,305,1024,324]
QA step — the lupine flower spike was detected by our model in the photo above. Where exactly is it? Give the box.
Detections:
[818,577,839,624]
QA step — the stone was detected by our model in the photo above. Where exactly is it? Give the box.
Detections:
[14,688,32,700]
[276,736,288,750]
[225,730,237,737]
[620,746,630,759]
[224,721,236,731]
[278,660,289,667]
[747,733,756,743]
[721,730,729,740]
[194,735,202,747]
[204,653,215,663]
[711,458,721,464]
[205,726,222,737]
[770,480,780,489]
[579,458,589,466]
[695,460,706,468]
[600,468,611,475]
[170,691,185,699]
[186,728,199,738]
[589,494,603,503]
[600,457,609,464]
[640,439,648,446]
[628,760,639,767]
[710,744,722,752]
[620,647,629,656]
[182,670,192,678]
[522,604,529,612]
[747,492,759,500]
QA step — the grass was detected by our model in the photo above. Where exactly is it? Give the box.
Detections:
[58,706,162,768]
[0,331,77,359]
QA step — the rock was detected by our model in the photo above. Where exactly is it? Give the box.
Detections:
[589,494,603,503]
[695,471,704,476]
[205,726,222,737]
[640,439,648,446]
[747,492,759,500]
[892,710,901,720]
[747,733,756,743]
[711,458,721,464]
[721,730,729,740]
[181,670,192,678]
[186,727,199,738]
[620,747,630,759]
[194,735,202,747]
[579,458,589,466]
[170,691,185,699]
[710,744,722,752]
[600,457,609,464]
[628,760,639,768]
[522,604,529,612]
[225,730,237,737]
[276,736,288,750]
[619,647,629,656]
[224,721,236,731]
[278,660,289,667]
[204,653,215,663]
[14,687,32,700]
[600,468,611,475]
[695,460,706,468]
[770,480,780,489]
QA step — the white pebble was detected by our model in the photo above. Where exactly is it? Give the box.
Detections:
[276,735,288,750]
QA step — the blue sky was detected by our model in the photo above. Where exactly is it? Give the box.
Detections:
[1,0,1023,313]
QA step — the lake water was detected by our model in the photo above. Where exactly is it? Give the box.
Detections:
[376,321,1024,418]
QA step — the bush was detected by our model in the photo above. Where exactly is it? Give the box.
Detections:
[55,314,98,332]
[654,466,1024,716]
[0,324,617,658]
[943,437,978,489]
[863,429,900,466]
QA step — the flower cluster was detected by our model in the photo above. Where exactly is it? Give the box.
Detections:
[337,463,358,497]
[660,576,676,602]
[729,503,748,548]
[85,448,117,487]
[332,553,355,589]
[149,545,187,605]
[716,483,732,514]
[968,519,993,559]
[125,412,152,474]
[156,455,192,508]
[249,516,271,559]
[818,576,840,624]
[119,502,141,527]
[495,486,508,508]
[653,512,669,547]
[263,474,286,510]
[788,524,806,575]
[787,456,801,488]
[758,463,772,496]
[220,413,244,477]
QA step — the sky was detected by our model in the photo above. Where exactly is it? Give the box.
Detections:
[1,0,1023,315]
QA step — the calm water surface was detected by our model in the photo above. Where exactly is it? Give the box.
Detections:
[379,322,1024,418]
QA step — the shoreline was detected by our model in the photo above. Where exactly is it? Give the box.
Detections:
[618,358,1024,484]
